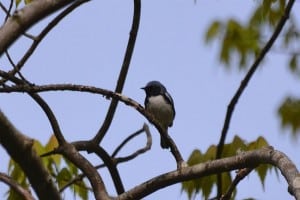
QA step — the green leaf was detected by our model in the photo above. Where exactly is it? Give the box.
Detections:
[247,136,269,150]
[45,134,61,165]
[7,160,29,200]
[278,97,300,136]
[187,149,203,166]
[289,55,298,72]
[74,181,88,200]
[24,0,32,4]
[262,0,273,17]
[64,158,78,176]
[205,21,221,42]
[255,165,268,189]
[203,145,217,161]
[8,160,26,186]
[182,136,273,199]
[7,189,24,200]
[33,140,45,155]
[15,0,21,8]
[57,167,72,188]
[222,172,233,195]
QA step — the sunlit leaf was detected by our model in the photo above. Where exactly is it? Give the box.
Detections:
[24,0,32,4]
[15,0,21,8]
[45,134,61,165]
[182,136,273,199]
[7,189,24,200]
[255,165,268,189]
[8,160,26,186]
[247,136,269,150]
[205,21,221,42]
[187,149,203,166]
[204,145,217,161]
[33,140,45,155]
[74,181,89,200]
[64,158,78,176]
[7,160,29,200]
[57,167,72,188]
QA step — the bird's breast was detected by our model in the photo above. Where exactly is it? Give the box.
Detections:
[146,95,174,128]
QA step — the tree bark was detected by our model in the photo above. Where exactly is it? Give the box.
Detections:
[0,110,61,200]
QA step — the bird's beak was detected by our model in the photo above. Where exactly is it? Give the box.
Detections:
[140,87,145,90]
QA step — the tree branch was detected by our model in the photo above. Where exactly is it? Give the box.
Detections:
[216,0,296,197]
[61,143,110,200]
[0,0,90,85]
[112,123,152,162]
[93,0,141,144]
[0,110,61,200]
[0,172,35,200]
[0,0,79,55]
[117,147,300,200]
[93,145,125,195]
[0,70,66,145]
[0,82,185,168]
[220,168,253,200]
[59,124,151,193]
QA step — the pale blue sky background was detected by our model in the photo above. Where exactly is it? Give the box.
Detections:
[1,0,300,199]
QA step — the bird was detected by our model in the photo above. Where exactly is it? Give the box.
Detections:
[141,81,175,149]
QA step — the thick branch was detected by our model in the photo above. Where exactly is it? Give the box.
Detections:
[117,147,300,200]
[0,110,61,200]
[0,0,78,55]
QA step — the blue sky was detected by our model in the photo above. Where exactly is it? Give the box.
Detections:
[1,0,300,199]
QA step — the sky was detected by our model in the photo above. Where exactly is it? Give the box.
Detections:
[1,0,300,199]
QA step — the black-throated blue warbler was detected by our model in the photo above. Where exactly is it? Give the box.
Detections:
[141,81,175,149]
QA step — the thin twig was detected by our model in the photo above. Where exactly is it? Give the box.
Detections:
[0,1,12,23]
[220,168,253,200]
[0,0,90,85]
[5,0,13,22]
[93,0,141,144]
[0,2,9,18]
[0,70,66,145]
[215,0,296,197]
[28,93,66,145]
[5,51,31,83]
[59,124,152,193]
[112,124,152,160]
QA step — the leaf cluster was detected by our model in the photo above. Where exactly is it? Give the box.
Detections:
[7,135,89,200]
[205,0,299,70]
[278,97,300,136]
[182,136,274,199]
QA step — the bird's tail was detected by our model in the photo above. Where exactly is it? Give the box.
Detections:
[160,135,169,149]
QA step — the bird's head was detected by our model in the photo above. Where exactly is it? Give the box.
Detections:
[141,81,167,96]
